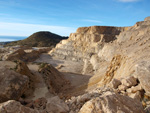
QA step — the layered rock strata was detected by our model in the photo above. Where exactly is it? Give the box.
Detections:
[49,26,129,74]
[49,17,150,111]
[49,18,150,91]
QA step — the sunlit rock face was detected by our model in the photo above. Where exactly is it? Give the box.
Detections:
[0,17,149,113]
[49,26,129,75]
[49,17,150,92]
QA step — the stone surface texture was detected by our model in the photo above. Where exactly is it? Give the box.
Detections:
[39,64,70,94]
[49,17,150,92]
[0,100,39,113]
[0,17,150,113]
[79,91,145,113]
[0,67,29,103]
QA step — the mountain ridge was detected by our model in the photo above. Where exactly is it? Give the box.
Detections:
[5,31,68,47]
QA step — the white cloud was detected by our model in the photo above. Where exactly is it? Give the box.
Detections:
[117,0,140,2]
[82,19,102,23]
[0,22,76,36]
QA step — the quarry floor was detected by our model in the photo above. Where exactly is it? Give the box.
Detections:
[0,53,93,99]
[30,53,92,99]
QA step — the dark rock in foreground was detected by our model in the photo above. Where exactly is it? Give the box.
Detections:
[0,67,29,103]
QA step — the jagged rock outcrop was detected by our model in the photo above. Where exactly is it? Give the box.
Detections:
[107,76,144,101]
[49,17,150,82]
[93,19,150,87]
[79,91,144,113]
[15,60,36,97]
[65,86,145,113]
[0,67,29,103]
[49,26,129,75]
[50,26,128,60]
[38,64,70,94]
[55,17,150,90]
[49,17,150,111]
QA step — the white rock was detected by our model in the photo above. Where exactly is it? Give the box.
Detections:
[79,91,145,113]
[118,85,128,91]
[126,84,143,93]
[135,61,150,96]
[128,91,142,101]
[109,78,121,89]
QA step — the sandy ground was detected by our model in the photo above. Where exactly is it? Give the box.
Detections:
[35,53,84,74]
[0,53,92,98]
[0,60,53,100]
[0,54,92,100]
[27,64,54,100]
[35,53,92,96]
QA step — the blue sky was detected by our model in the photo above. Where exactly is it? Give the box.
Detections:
[0,0,149,36]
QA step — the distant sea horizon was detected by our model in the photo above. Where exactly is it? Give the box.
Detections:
[0,36,27,42]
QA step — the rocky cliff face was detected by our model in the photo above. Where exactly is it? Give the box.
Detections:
[49,18,150,88]
[49,26,129,74]
[0,17,150,113]
[50,26,128,61]
[49,17,150,111]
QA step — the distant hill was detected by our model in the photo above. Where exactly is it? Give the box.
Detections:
[5,31,68,47]
[0,42,10,45]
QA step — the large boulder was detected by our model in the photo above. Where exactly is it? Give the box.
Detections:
[79,91,145,113]
[0,100,38,113]
[16,60,34,80]
[0,67,29,103]
[15,60,35,96]
[49,26,128,74]
[135,61,150,96]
